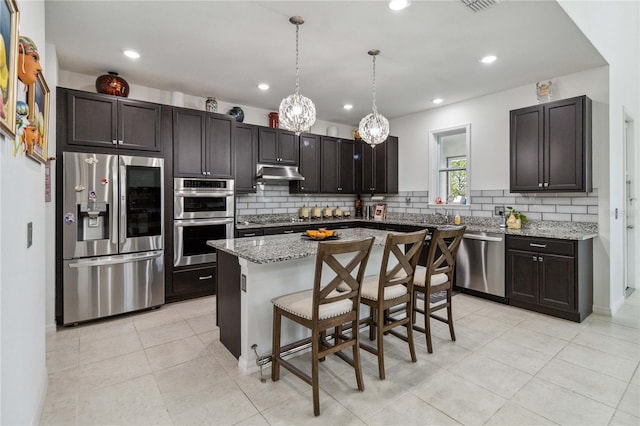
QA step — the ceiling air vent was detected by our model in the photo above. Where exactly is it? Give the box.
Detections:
[461,0,500,12]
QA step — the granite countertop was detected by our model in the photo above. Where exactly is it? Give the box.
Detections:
[235,214,598,241]
[209,228,392,264]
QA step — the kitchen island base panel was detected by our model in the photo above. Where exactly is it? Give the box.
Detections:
[219,248,385,374]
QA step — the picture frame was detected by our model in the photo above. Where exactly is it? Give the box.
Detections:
[373,203,387,222]
[25,72,49,163]
[0,0,19,137]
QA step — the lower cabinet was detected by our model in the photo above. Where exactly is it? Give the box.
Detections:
[168,265,216,303]
[506,235,593,322]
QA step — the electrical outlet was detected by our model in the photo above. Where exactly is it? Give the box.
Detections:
[494,206,505,216]
[241,274,247,292]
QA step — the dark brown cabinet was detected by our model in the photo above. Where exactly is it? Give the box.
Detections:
[235,228,264,238]
[506,235,593,322]
[173,108,234,178]
[359,136,399,194]
[320,137,357,194]
[258,127,298,165]
[234,123,258,193]
[63,89,162,152]
[290,133,321,193]
[510,95,592,192]
[263,225,307,235]
[168,265,216,303]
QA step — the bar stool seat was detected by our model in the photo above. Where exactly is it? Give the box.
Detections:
[272,289,352,320]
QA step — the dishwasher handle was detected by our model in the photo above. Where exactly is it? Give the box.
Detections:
[463,233,504,243]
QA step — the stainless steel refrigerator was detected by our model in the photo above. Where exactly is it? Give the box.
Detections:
[61,152,165,325]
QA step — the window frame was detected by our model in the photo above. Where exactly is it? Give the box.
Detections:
[429,123,471,206]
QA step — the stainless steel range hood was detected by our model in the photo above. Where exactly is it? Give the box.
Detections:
[256,164,305,181]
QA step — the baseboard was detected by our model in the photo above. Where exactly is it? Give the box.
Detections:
[610,295,626,316]
[592,305,611,316]
[32,367,49,425]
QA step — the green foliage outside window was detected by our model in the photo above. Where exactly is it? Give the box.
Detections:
[448,158,467,198]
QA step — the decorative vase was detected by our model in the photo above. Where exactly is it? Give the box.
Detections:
[206,97,218,113]
[506,214,522,230]
[95,72,130,97]
[268,112,279,128]
[229,106,244,122]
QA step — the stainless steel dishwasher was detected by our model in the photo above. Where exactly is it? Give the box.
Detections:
[455,231,506,301]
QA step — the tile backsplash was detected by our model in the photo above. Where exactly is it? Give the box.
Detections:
[236,183,599,223]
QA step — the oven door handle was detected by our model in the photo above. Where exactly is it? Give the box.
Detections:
[174,191,234,198]
[173,218,235,227]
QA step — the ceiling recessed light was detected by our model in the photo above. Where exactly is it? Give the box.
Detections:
[432,98,443,104]
[480,55,497,64]
[343,104,353,110]
[258,83,270,91]
[123,49,140,59]
[389,0,411,11]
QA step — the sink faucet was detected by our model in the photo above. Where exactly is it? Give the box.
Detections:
[435,210,450,223]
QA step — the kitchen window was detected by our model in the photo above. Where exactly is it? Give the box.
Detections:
[429,124,470,205]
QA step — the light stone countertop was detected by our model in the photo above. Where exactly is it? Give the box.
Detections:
[235,215,598,241]
[209,228,395,264]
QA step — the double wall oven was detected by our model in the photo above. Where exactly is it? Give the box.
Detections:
[173,178,234,267]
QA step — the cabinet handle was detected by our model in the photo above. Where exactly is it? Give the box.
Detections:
[112,139,118,145]
[538,257,543,262]
[300,186,304,189]
[544,182,549,187]
[252,185,256,189]
[199,275,213,280]
[530,243,547,248]
[283,230,295,234]
[538,183,543,188]
[532,255,538,262]
[244,233,257,237]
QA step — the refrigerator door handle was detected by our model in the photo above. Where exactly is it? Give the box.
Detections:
[119,161,127,245]
[68,251,163,268]
[111,158,119,246]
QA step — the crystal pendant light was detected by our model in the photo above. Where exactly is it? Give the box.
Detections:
[359,50,389,148]
[279,16,316,135]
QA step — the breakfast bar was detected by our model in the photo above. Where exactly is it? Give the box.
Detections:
[209,228,391,374]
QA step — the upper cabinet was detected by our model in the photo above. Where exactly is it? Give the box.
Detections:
[290,133,321,194]
[173,107,234,178]
[234,123,259,193]
[62,89,162,152]
[359,136,398,194]
[510,95,592,192]
[258,127,298,165]
[320,137,357,194]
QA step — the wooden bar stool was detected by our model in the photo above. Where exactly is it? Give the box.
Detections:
[271,237,375,417]
[412,226,465,353]
[358,230,428,379]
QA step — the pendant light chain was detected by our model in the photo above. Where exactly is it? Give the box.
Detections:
[295,23,300,95]
[371,54,378,114]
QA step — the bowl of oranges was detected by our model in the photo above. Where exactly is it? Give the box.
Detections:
[304,228,338,240]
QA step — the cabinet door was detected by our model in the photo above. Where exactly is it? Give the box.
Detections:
[506,249,539,303]
[291,134,320,193]
[386,136,399,194]
[539,254,576,311]
[258,127,278,163]
[278,130,299,165]
[338,139,356,193]
[320,137,339,193]
[545,97,584,191]
[361,141,375,193]
[118,99,162,151]
[66,90,117,148]
[205,114,233,178]
[234,123,258,193]
[510,105,544,192]
[173,108,205,177]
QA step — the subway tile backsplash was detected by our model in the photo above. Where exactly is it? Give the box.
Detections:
[236,183,599,223]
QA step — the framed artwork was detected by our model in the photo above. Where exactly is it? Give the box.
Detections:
[0,0,19,137]
[25,72,49,163]
[373,203,387,222]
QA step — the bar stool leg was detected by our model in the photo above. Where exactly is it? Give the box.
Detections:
[312,328,320,417]
[272,306,281,381]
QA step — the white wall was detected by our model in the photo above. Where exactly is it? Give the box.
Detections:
[390,65,610,310]
[0,1,49,424]
[559,0,640,315]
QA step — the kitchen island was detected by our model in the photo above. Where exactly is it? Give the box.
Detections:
[208,228,392,374]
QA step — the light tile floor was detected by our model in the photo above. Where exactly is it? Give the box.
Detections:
[41,292,640,425]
